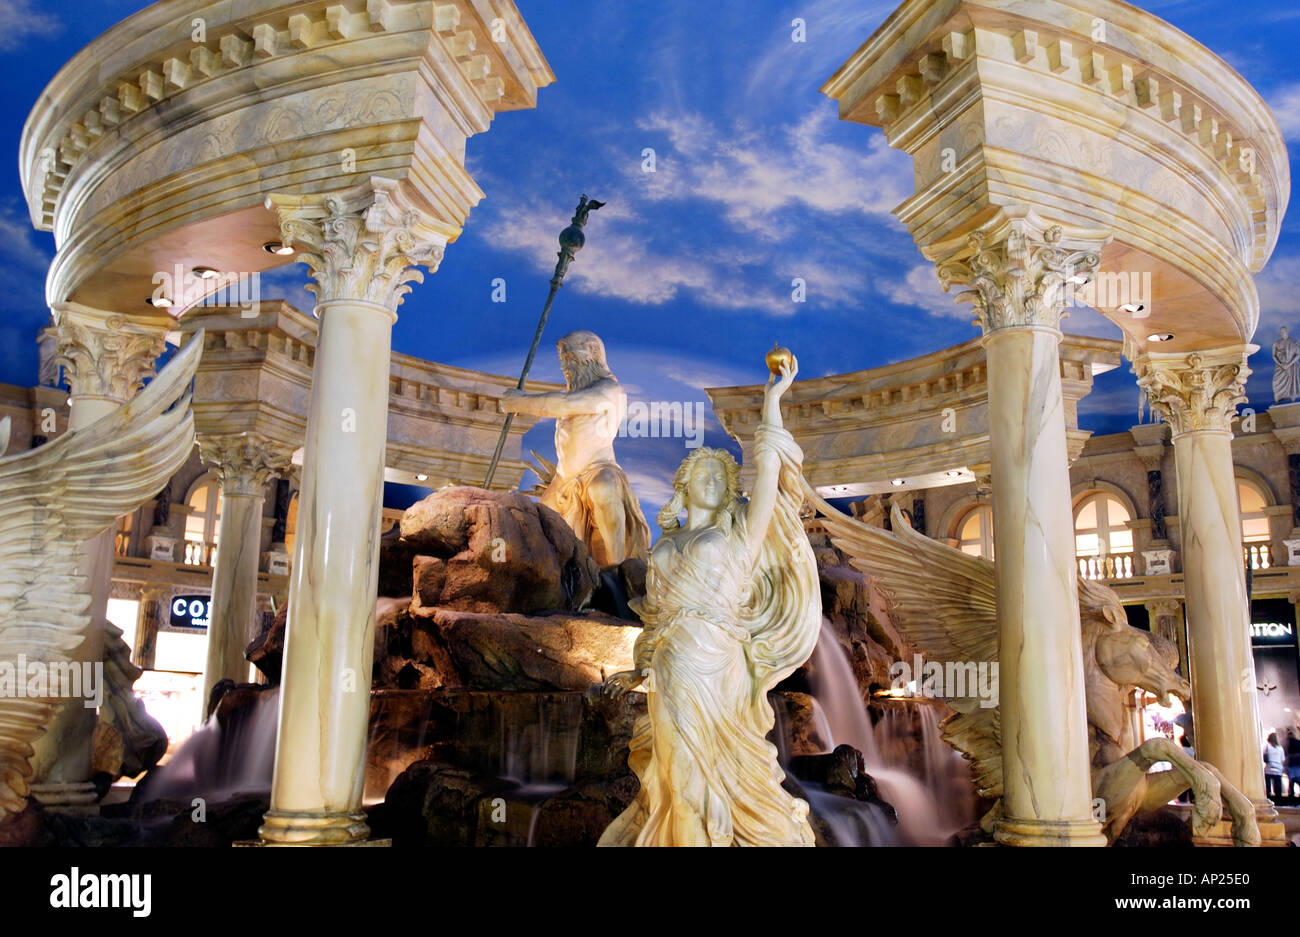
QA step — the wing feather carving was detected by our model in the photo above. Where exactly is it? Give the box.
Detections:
[804,485,1004,798]
[0,333,202,820]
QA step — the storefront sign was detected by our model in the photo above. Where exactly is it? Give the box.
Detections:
[169,595,210,630]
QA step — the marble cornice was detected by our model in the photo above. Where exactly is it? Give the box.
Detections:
[22,0,553,233]
[821,0,1285,274]
[708,332,1119,432]
[821,0,1288,356]
[177,300,559,488]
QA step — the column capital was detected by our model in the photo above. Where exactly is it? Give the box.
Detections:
[266,177,449,313]
[936,215,1104,335]
[1131,345,1256,437]
[51,306,168,404]
[198,432,295,498]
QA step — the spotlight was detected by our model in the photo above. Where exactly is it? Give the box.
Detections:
[146,296,172,308]
[1148,333,1175,343]
[415,473,428,481]
[1066,274,1091,285]
[263,241,295,256]
[1120,302,1146,314]
[890,478,905,487]
[946,470,963,478]
[192,266,221,279]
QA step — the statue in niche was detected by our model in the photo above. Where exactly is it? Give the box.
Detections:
[502,330,650,567]
[1273,326,1300,404]
[815,501,1261,846]
[151,484,170,530]
[598,354,821,846]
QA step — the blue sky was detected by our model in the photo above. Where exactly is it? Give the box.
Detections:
[1,0,1298,521]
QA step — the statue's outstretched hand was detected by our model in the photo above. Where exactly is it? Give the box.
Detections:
[765,355,798,400]
[603,669,646,700]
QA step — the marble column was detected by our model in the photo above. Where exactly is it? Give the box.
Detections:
[1136,347,1285,843]
[133,586,169,671]
[197,433,293,708]
[938,219,1107,846]
[1145,599,1188,678]
[29,309,166,803]
[258,179,446,846]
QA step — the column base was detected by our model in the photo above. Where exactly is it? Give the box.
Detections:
[994,816,1108,847]
[258,808,370,846]
[28,781,100,812]
[1190,816,1289,847]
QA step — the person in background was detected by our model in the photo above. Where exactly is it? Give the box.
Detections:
[1264,732,1286,800]
[1287,728,1300,798]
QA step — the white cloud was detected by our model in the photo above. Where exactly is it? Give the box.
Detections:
[480,198,799,316]
[0,0,59,51]
[881,264,966,320]
[633,109,911,239]
[1267,84,1300,143]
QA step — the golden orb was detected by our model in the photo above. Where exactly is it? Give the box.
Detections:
[766,343,793,375]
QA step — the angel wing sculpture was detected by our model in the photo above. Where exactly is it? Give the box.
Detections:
[808,489,1260,847]
[0,333,202,821]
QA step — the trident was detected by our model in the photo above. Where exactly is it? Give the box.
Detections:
[482,194,604,489]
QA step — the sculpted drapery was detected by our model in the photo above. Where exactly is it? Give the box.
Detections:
[598,365,821,846]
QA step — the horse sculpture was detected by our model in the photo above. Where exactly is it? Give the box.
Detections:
[812,495,1259,846]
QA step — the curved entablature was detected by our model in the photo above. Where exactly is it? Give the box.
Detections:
[175,300,559,491]
[20,0,553,316]
[707,333,1122,495]
[821,0,1288,355]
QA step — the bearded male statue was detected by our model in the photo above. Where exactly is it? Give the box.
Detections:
[502,330,651,567]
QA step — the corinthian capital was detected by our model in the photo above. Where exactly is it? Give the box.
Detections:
[53,310,167,403]
[266,177,449,312]
[936,219,1102,334]
[1132,346,1253,437]
[198,433,295,498]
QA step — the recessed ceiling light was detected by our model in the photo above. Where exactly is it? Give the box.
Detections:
[946,470,963,477]
[1120,302,1146,314]
[193,266,221,279]
[1066,274,1091,285]
[890,478,905,487]
[146,296,172,308]
[263,241,295,256]
[415,473,428,481]
[1148,333,1174,343]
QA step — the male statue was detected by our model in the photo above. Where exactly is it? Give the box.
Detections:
[502,330,651,567]
[1273,326,1300,404]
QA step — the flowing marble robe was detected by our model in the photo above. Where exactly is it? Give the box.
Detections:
[1274,332,1300,404]
[598,425,821,846]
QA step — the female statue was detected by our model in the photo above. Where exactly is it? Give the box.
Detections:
[598,354,821,846]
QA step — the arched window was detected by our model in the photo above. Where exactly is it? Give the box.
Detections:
[1238,479,1271,569]
[957,504,994,560]
[184,479,221,566]
[1074,492,1134,579]
[283,493,298,554]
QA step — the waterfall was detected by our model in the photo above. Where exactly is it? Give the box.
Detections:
[805,620,976,845]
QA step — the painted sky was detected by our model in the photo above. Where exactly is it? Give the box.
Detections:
[1,0,1298,525]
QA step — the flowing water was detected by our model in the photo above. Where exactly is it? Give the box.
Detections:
[805,620,976,845]
[134,687,279,803]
